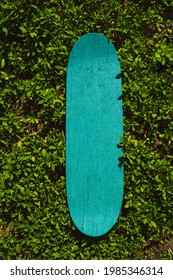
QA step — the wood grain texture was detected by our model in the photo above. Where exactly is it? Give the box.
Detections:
[66,33,123,237]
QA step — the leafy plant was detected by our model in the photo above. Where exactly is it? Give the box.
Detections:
[0,0,173,259]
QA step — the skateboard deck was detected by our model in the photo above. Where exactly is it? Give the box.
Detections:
[66,33,123,237]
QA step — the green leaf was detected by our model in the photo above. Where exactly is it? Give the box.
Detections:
[30,32,37,38]
[42,149,47,157]
[1,58,5,68]
[150,221,157,228]
[19,25,27,33]
[2,27,8,35]
[48,146,56,149]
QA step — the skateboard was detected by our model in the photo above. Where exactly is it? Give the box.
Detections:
[66,33,123,237]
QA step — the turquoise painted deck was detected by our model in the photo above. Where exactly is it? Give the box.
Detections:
[66,33,123,237]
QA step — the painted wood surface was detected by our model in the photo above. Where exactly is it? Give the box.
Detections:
[66,33,123,237]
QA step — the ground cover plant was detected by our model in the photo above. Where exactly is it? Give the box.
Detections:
[0,0,173,259]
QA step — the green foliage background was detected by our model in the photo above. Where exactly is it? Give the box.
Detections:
[0,0,173,259]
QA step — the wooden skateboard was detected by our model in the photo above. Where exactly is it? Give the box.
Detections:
[66,33,124,237]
